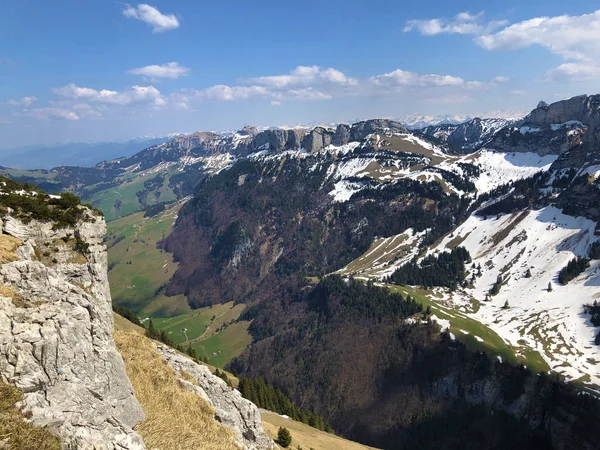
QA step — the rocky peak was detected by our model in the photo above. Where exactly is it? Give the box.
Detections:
[524,94,600,129]
[239,126,259,137]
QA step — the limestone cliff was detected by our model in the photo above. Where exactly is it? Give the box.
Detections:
[0,210,146,449]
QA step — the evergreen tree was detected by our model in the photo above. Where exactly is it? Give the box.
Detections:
[145,320,160,340]
[186,345,198,360]
[558,257,590,285]
[525,268,531,278]
[596,331,600,346]
[277,427,292,447]
[548,282,552,292]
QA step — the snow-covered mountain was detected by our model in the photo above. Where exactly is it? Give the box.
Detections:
[398,113,473,129]
[420,117,518,153]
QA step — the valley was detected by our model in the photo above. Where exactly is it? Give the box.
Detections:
[4,94,600,449]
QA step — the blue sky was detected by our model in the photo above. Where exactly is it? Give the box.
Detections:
[1,0,600,148]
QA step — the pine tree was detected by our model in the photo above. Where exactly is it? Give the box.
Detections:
[595,331,600,346]
[145,320,160,340]
[277,427,292,447]
[548,282,552,292]
[525,268,531,278]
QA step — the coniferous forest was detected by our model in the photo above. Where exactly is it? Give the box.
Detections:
[389,247,471,289]
[558,257,590,285]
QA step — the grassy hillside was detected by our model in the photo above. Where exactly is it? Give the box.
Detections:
[107,202,252,368]
[261,411,379,450]
[106,201,189,316]
[152,302,252,368]
[84,171,179,221]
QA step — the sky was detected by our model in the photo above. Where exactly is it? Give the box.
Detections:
[1,0,600,149]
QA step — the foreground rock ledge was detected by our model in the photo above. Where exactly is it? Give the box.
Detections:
[0,213,146,449]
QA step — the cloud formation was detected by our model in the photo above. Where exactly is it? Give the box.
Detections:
[475,10,600,81]
[6,96,37,107]
[128,62,190,79]
[13,65,507,121]
[54,83,165,107]
[243,65,356,88]
[184,65,502,106]
[123,4,179,33]
[406,10,600,82]
[23,107,79,121]
[404,12,507,36]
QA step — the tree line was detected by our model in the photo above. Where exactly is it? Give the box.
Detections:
[389,247,471,290]
[558,257,590,285]
[238,376,333,433]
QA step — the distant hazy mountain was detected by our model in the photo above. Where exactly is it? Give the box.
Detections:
[397,113,473,129]
[0,135,183,170]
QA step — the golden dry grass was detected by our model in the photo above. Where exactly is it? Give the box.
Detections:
[0,234,22,264]
[0,382,61,450]
[114,331,239,450]
[112,313,241,387]
[0,284,30,309]
[112,312,146,334]
[261,412,380,450]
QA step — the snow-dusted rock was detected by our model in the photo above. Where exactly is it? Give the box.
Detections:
[0,212,145,449]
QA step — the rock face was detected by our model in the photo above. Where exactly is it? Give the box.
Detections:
[446,118,515,153]
[155,344,274,450]
[242,119,408,155]
[486,95,600,156]
[0,212,146,449]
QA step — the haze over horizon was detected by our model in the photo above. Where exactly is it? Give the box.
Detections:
[1,0,600,149]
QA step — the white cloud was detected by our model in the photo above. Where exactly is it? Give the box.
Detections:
[407,10,600,83]
[545,63,600,81]
[371,69,465,87]
[492,76,509,83]
[473,10,600,81]
[510,90,527,95]
[123,3,179,33]
[243,65,356,88]
[128,62,190,79]
[186,66,501,106]
[5,96,37,107]
[54,83,165,107]
[202,85,269,101]
[404,11,507,36]
[23,107,79,121]
[474,11,600,60]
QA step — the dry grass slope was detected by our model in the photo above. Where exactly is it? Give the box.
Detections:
[0,233,22,264]
[261,411,380,450]
[114,331,239,450]
[0,382,61,450]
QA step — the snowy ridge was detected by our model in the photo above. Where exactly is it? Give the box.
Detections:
[430,207,600,385]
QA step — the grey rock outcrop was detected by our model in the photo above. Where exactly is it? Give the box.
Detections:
[445,118,515,153]
[0,212,145,449]
[486,95,600,157]
[245,129,307,154]
[242,119,408,155]
[155,344,274,450]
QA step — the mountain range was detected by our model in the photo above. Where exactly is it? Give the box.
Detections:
[2,94,600,449]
